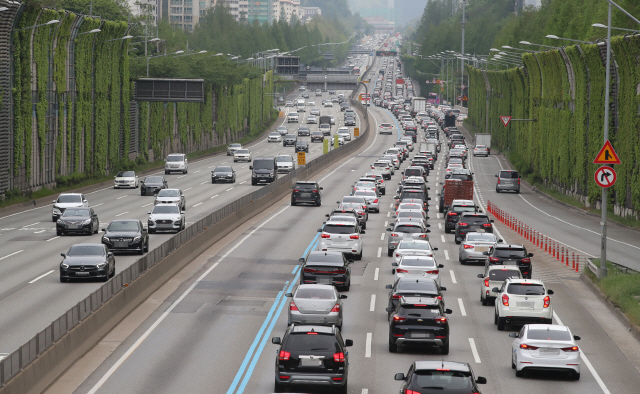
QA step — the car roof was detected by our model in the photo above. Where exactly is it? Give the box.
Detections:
[59,192,82,196]
[395,219,424,226]
[495,244,525,249]
[325,220,357,226]
[413,361,471,372]
[460,212,487,217]
[525,324,568,332]
[451,199,474,205]
[296,181,316,184]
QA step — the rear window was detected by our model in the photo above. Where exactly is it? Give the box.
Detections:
[404,169,423,177]
[296,288,335,299]
[500,171,520,179]
[286,334,339,352]
[401,258,435,267]
[395,225,424,234]
[507,283,545,295]
[452,206,476,213]
[495,248,526,258]
[489,270,521,281]
[306,253,344,265]
[401,191,425,200]
[527,329,571,341]
[323,224,357,234]
[397,281,437,292]
[295,183,316,190]
[462,216,489,224]
[398,306,441,316]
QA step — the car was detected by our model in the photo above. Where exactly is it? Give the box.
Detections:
[276,126,288,135]
[394,361,487,393]
[307,101,316,106]
[101,219,149,255]
[323,101,333,108]
[311,131,324,142]
[340,102,350,111]
[113,171,139,188]
[387,297,452,353]
[154,186,185,208]
[299,85,306,91]
[494,278,554,330]
[331,97,339,103]
[52,193,88,222]
[474,145,489,156]
[59,243,115,282]
[337,127,351,141]
[392,209,427,227]
[211,166,236,183]
[344,116,356,126]
[268,132,282,143]
[291,181,322,206]
[352,181,378,196]
[337,203,368,228]
[283,134,297,146]
[56,207,100,236]
[285,101,294,107]
[310,108,321,116]
[329,115,336,125]
[317,220,364,261]
[271,325,352,393]
[233,149,252,162]
[164,153,188,174]
[302,92,309,98]
[353,189,379,212]
[485,244,534,279]
[226,143,243,156]
[362,173,385,195]
[478,265,523,306]
[386,220,431,256]
[300,251,353,290]
[379,123,394,134]
[315,89,322,96]
[286,284,347,328]
[496,170,521,193]
[275,154,295,173]
[392,239,437,268]
[295,140,309,153]
[444,200,478,232]
[402,166,426,181]
[454,213,494,244]
[393,190,430,212]
[509,324,581,379]
[459,232,501,265]
[140,176,168,196]
[319,123,331,135]
[306,115,317,124]
[287,112,299,123]
[393,255,444,285]
[147,204,185,233]
[297,126,310,136]
[385,277,446,318]
[371,161,392,180]
[325,207,362,226]
[277,96,285,104]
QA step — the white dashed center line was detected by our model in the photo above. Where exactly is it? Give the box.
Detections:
[469,338,481,363]
[116,195,127,200]
[193,202,203,207]
[115,212,129,217]
[449,269,457,283]
[458,298,467,316]
[28,270,55,284]
[441,235,446,243]
[226,187,234,192]
[369,295,376,312]
[365,333,372,358]
[184,187,192,191]
[380,233,385,241]
[374,267,379,281]
[211,195,219,199]
[377,247,382,258]
[444,250,450,260]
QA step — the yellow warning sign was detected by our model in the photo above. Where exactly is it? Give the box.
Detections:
[297,151,306,165]
[279,111,284,117]
[593,140,621,164]
[354,127,360,137]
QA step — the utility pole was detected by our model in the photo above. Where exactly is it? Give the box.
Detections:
[461,0,465,108]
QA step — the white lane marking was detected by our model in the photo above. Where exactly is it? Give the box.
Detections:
[200,181,208,185]
[377,247,382,258]
[380,233,385,241]
[46,236,59,242]
[86,205,290,394]
[22,222,40,228]
[469,338,481,363]
[362,390,369,394]
[116,196,127,200]
[210,195,219,199]
[193,170,201,173]
[193,202,203,207]
[438,223,442,230]
[226,187,234,192]
[221,162,228,164]
[374,267,379,281]
[553,311,611,393]
[441,235,446,243]
[449,269,457,283]
[384,221,388,227]
[115,212,129,217]
[28,270,55,284]
[365,333,372,358]
[177,175,187,179]
[141,203,152,207]
[369,295,376,312]
[93,203,103,207]
[34,230,46,234]
[437,213,441,219]
[386,212,390,217]
[0,250,23,261]
[183,187,193,191]
[389,203,393,208]
[239,181,246,184]
[458,298,467,316]
[444,250,450,260]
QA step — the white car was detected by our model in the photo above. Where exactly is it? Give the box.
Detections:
[275,154,295,173]
[337,127,351,141]
[323,101,333,108]
[268,132,282,143]
[494,278,554,331]
[393,255,444,286]
[371,161,392,179]
[307,101,316,106]
[392,239,436,267]
[445,163,464,175]
[277,126,288,135]
[474,145,489,156]
[317,219,364,260]
[353,190,379,212]
[52,193,88,222]
[114,171,139,188]
[306,115,317,124]
[164,153,188,174]
[478,265,522,306]
[287,113,299,123]
[147,204,185,233]
[510,324,581,380]
[400,138,414,151]
[233,149,252,162]
[227,143,243,156]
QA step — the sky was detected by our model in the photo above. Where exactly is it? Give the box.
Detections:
[348,0,429,27]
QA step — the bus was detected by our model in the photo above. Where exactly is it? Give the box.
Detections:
[427,92,440,105]
[353,67,360,76]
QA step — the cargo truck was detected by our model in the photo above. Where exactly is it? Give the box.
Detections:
[438,179,474,213]
[411,97,426,117]
[475,133,491,154]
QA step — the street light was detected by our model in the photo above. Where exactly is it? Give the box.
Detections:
[15,19,59,31]
[519,40,560,49]
[546,34,594,44]
[592,22,640,33]
[502,45,535,53]
[0,7,8,11]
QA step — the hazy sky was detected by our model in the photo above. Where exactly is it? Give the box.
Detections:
[348,0,429,27]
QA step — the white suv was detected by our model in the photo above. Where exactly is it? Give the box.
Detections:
[317,219,365,260]
[371,161,392,180]
[478,265,522,306]
[493,278,554,331]
[165,154,188,174]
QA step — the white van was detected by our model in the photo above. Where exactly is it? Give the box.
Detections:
[165,153,188,174]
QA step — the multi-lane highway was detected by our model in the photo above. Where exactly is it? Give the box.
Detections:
[44,50,640,394]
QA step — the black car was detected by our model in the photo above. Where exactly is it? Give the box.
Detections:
[291,181,322,206]
[340,102,350,111]
[386,277,446,317]
[485,244,534,279]
[297,126,311,136]
[444,202,478,233]
[454,213,493,244]
[387,297,452,354]
[56,207,99,236]
[300,251,352,291]
[140,176,168,196]
[59,243,115,282]
[311,131,324,142]
[302,92,309,98]
[272,325,352,393]
[250,157,278,185]
[211,166,236,183]
[101,219,149,255]
[283,134,298,146]
[395,361,487,394]
[295,140,309,153]
[344,117,356,126]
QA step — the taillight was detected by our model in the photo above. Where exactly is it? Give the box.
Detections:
[293,189,300,192]
[520,344,539,350]
[395,253,400,257]
[350,235,360,239]
[312,190,318,193]
[426,270,439,274]
[518,178,521,185]
[489,257,500,262]
[463,245,474,249]
[521,258,531,263]
[290,302,299,311]
[279,350,291,360]
[393,316,407,322]
[379,180,384,183]
[562,346,579,352]
[543,295,550,308]
[435,317,447,324]
[497,178,500,184]
[448,212,457,216]
[373,199,378,203]
[484,278,490,287]
[392,294,401,299]
[303,268,315,273]
[321,234,330,238]
[331,304,341,312]
[459,222,468,226]
[405,390,420,394]
[483,223,492,227]
[418,234,428,238]
[396,268,409,273]
[502,294,509,306]
[333,352,345,362]
[390,233,399,237]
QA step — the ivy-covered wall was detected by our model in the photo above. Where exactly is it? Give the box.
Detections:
[467,36,640,216]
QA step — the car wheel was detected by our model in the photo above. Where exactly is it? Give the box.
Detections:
[316,200,321,207]
[512,356,516,369]
[455,239,461,245]
[361,222,366,229]
[144,241,149,253]
[497,317,506,331]
[136,183,139,188]
[165,171,169,175]
[516,189,520,194]
[52,217,57,222]
[482,296,489,306]
[440,341,449,355]
[444,227,450,234]
[57,230,62,236]
[439,200,444,213]
[496,187,500,193]
[149,229,155,234]
[212,180,216,184]
[388,337,398,353]
[138,247,144,255]
[336,384,348,394]
[109,265,116,277]
[387,248,393,257]
[355,250,362,260]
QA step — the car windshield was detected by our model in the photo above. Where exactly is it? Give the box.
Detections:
[144,177,163,183]
[157,190,179,197]
[296,288,335,299]
[269,132,280,137]
[286,334,338,352]
[500,171,519,178]
[116,171,135,177]
[229,144,241,148]
[527,329,572,341]
[62,209,90,217]
[397,280,437,292]
[152,206,180,214]
[401,191,425,200]
[214,167,232,173]
[253,159,274,170]
[413,370,473,390]
[466,233,496,242]
[489,270,521,281]
[398,241,431,250]
[324,224,357,234]
[507,283,545,295]
[395,225,423,234]
[57,195,82,203]
[495,248,526,258]
[67,245,104,256]
[295,183,316,190]
[462,216,489,224]
[401,257,435,267]
[108,221,140,232]
[166,155,183,162]
[276,156,292,162]
[236,149,249,154]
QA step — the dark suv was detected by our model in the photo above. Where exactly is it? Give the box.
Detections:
[395,361,487,393]
[485,244,534,279]
[386,277,446,318]
[300,251,352,291]
[291,181,322,206]
[443,202,477,233]
[455,212,493,244]
[250,157,278,185]
[272,324,352,393]
[387,297,452,354]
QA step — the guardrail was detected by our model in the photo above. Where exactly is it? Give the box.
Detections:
[0,70,373,393]
[586,257,640,276]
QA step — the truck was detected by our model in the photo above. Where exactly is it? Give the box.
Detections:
[444,113,457,128]
[438,179,474,213]
[319,116,332,134]
[475,133,492,154]
[411,97,426,117]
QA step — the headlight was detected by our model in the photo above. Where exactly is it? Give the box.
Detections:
[57,219,63,224]
[96,262,106,269]
[269,172,274,177]
[133,236,142,242]
[82,219,91,224]
[61,263,69,269]
[252,173,257,177]
[148,219,154,225]
[53,207,61,213]
[103,236,110,242]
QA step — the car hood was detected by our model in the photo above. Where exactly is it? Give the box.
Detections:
[212,171,232,176]
[235,152,250,156]
[155,196,180,203]
[277,162,293,167]
[141,181,164,187]
[54,202,84,209]
[105,230,141,238]
[59,215,91,221]
[149,213,182,220]
[114,176,136,181]
[63,255,106,266]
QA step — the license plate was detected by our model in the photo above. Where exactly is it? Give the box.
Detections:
[317,278,332,284]
[517,302,534,308]
[300,358,323,367]
[409,270,423,275]
[300,193,311,198]
[411,332,430,338]
[475,246,489,252]
[476,229,486,233]
[540,348,560,355]
[114,241,128,248]
[68,225,80,229]
[75,272,90,276]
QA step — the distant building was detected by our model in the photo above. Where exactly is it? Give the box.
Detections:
[213,0,249,22]
[300,6,321,23]
[274,0,302,23]
[129,0,159,23]
[363,16,394,34]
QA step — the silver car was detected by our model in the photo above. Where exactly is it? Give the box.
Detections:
[353,190,379,212]
[268,132,282,143]
[52,193,88,222]
[164,153,188,174]
[393,255,444,287]
[317,219,365,260]
[276,154,295,173]
[478,265,522,306]
[386,219,430,256]
[114,171,139,189]
[393,209,427,227]
[459,232,501,265]
[233,149,252,162]
[227,143,243,156]
[392,239,437,267]
[286,284,347,329]
[352,181,378,196]
[495,170,521,193]
[154,189,186,211]
[277,126,288,135]
[363,173,385,195]
[371,161,392,180]
[147,204,185,233]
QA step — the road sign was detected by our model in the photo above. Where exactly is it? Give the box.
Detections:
[323,139,329,154]
[594,166,616,188]
[456,95,462,101]
[461,84,466,89]
[354,127,360,137]
[500,116,512,127]
[593,140,621,164]
[462,95,468,101]
[334,134,339,149]
[297,151,306,165]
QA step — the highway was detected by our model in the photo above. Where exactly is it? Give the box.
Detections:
[52,52,640,394]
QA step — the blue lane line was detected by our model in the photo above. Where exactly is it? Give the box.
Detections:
[291,265,299,274]
[383,108,402,141]
[302,232,321,257]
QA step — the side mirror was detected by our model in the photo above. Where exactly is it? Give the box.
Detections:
[494,174,498,177]
[249,166,253,170]
[101,228,106,232]
[348,260,354,265]
[476,377,487,384]
[492,287,500,293]
[385,307,393,312]
[509,333,519,338]
[441,286,447,291]
[528,253,534,257]
[271,337,281,344]
[425,224,431,227]
[490,219,494,223]
[344,339,353,347]
[319,187,324,190]
[298,257,305,263]
[317,228,322,232]
[83,200,88,203]
[445,308,453,314]
[285,293,293,297]
[426,230,431,233]
[360,230,366,234]
[393,196,398,199]
[498,239,504,243]
[60,253,66,257]
[428,197,432,200]
[482,251,489,256]
[52,200,57,203]
[340,294,347,299]
[336,201,340,204]
[392,262,398,267]
[574,335,581,341]
[291,186,295,189]
[385,284,393,289]
[386,228,392,231]
[147,211,151,215]
[477,274,484,278]
[108,252,114,256]
[325,214,330,217]
[438,264,444,268]
[547,289,554,295]
[456,237,462,242]
[394,373,406,381]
